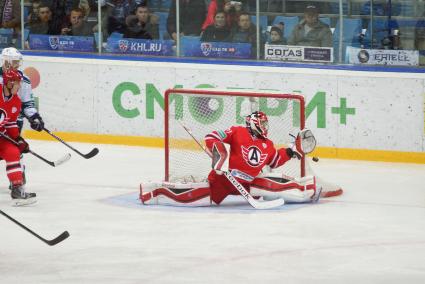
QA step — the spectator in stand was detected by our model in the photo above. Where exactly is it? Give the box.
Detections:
[200,11,231,42]
[124,4,159,39]
[202,0,244,31]
[61,7,93,36]
[166,0,206,41]
[107,0,138,34]
[78,0,92,20]
[43,0,68,34]
[27,0,41,26]
[287,5,332,47]
[0,0,21,30]
[28,3,52,34]
[230,12,257,57]
[267,25,286,45]
[231,12,256,44]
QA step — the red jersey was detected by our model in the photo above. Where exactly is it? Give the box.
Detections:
[205,126,291,181]
[0,89,21,139]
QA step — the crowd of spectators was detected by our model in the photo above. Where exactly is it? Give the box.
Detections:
[15,0,332,47]
[0,0,423,62]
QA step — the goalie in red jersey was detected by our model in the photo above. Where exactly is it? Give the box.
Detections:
[140,111,320,207]
[0,69,36,206]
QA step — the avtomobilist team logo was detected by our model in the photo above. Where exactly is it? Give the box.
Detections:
[201,43,212,56]
[118,40,129,52]
[48,36,59,50]
[241,145,267,167]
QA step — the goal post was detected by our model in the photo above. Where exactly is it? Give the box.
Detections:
[164,88,307,182]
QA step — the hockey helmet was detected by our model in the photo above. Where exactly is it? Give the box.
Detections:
[246,111,269,138]
[1,47,23,70]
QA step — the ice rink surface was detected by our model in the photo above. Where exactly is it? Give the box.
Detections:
[0,140,424,284]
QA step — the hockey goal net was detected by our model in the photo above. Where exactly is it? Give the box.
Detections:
[164,89,342,197]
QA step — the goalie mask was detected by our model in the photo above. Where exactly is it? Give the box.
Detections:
[246,111,269,138]
[1,47,23,71]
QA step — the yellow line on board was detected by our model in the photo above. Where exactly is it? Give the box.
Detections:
[23,130,164,148]
[23,130,425,164]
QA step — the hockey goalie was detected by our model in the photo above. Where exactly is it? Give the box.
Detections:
[140,111,329,208]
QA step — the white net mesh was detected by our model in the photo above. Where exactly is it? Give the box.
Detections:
[165,89,305,182]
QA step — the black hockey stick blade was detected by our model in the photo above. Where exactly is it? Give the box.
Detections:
[83,147,99,159]
[43,128,99,159]
[46,231,70,246]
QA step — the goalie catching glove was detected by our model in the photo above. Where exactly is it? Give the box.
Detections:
[287,129,316,160]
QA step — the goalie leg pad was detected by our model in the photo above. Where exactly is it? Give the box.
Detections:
[139,181,211,207]
[250,176,318,203]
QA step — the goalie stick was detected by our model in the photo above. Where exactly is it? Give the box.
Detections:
[43,128,99,159]
[0,132,71,167]
[178,121,285,209]
[0,210,70,246]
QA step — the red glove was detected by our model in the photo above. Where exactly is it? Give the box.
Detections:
[16,136,29,153]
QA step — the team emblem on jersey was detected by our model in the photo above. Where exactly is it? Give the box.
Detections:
[11,107,17,113]
[241,145,267,167]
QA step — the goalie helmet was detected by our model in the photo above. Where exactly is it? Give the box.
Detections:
[246,111,269,138]
[1,47,23,71]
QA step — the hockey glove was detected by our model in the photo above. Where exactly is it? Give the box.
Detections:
[29,113,44,132]
[16,136,29,154]
[286,144,302,160]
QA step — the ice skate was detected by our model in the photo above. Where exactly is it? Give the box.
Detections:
[10,184,36,206]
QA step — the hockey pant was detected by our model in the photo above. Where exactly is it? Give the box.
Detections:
[0,140,24,187]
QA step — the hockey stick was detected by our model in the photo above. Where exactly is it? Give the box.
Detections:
[178,121,285,209]
[0,132,71,167]
[43,127,99,159]
[0,210,70,246]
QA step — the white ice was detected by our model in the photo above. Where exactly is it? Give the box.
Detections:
[0,140,424,284]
